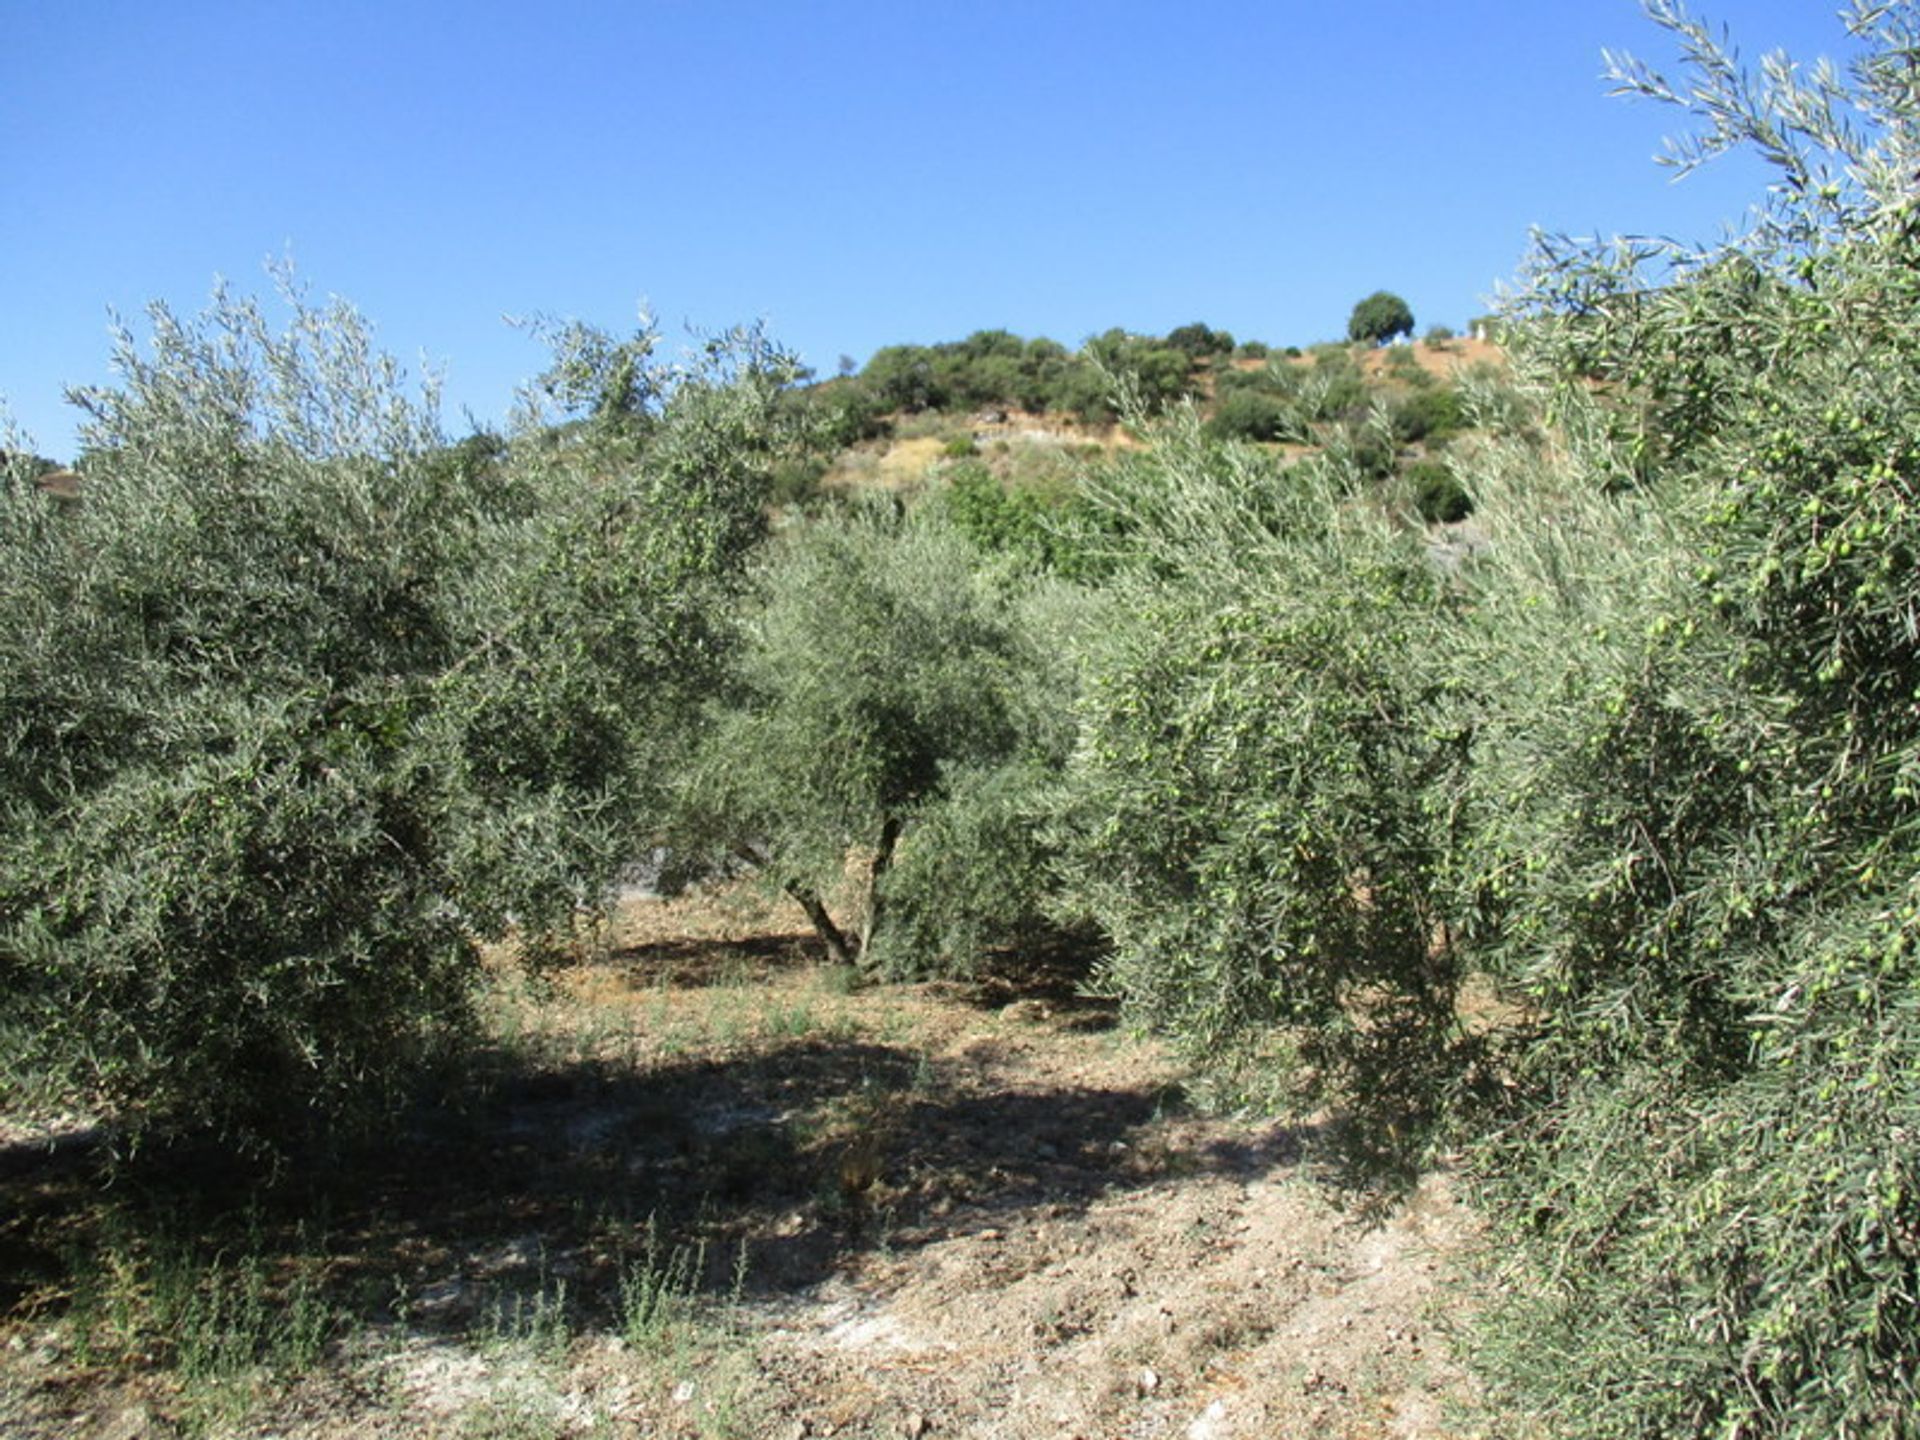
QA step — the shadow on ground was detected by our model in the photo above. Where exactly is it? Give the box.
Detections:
[0,928,1311,1364]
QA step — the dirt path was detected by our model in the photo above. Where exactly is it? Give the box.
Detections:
[0,889,1492,1438]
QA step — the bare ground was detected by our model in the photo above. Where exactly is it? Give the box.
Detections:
[0,887,1499,1439]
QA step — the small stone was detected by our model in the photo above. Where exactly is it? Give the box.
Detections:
[1138,1366,1160,1395]
[902,1412,930,1438]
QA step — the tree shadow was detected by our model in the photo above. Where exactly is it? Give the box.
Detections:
[597,929,821,987]
[0,930,1311,1360]
[961,924,1120,1030]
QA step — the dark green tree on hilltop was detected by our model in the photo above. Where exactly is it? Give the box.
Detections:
[1165,322,1235,360]
[1347,290,1415,345]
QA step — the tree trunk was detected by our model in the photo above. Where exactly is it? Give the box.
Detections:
[857,815,904,964]
[785,883,855,967]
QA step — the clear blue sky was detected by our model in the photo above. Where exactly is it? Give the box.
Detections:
[2,1,1862,461]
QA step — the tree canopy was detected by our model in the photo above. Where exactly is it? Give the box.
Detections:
[1346,290,1415,345]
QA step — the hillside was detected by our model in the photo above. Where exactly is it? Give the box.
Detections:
[800,330,1502,529]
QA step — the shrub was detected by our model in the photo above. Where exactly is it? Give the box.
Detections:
[1164,322,1235,360]
[1445,7,1920,1432]
[860,344,949,412]
[1081,330,1200,414]
[1403,459,1471,523]
[1213,363,1292,400]
[1383,343,1427,383]
[940,464,1111,581]
[1389,385,1465,445]
[1055,414,1471,1161]
[1204,389,1298,444]
[1304,347,1368,422]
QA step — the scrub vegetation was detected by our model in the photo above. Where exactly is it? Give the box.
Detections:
[5,4,1920,1435]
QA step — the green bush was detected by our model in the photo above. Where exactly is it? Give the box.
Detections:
[1081,329,1200,415]
[1383,343,1427,383]
[1213,363,1291,400]
[1444,7,1920,1432]
[1055,414,1470,1158]
[1204,389,1298,444]
[849,331,1086,419]
[943,465,1113,582]
[1053,362,1122,426]
[0,289,796,1152]
[1164,322,1235,360]
[860,344,950,412]
[1389,385,1464,445]
[1403,459,1471,523]
[1304,347,1368,422]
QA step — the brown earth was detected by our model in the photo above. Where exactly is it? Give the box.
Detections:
[0,886,1499,1439]
[1354,336,1504,382]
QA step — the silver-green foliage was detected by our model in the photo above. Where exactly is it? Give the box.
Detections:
[442,319,803,951]
[0,281,478,1146]
[878,575,1091,973]
[1449,5,1920,1433]
[684,497,1063,974]
[1052,414,1471,1151]
[0,287,794,1149]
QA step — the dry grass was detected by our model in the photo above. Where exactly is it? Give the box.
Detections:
[0,882,1497,1439]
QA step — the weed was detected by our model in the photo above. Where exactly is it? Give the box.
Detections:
[616,1218,708,1350]
[706,989,748,1049]
[454,1389,567,1440]
[875,1004,914,1046]
[760,995,818,1039]
[817,963,863,997]
[60,1211,340,1436]
[473,1250,572,1364]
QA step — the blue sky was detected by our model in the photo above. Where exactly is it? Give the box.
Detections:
[2,1,1863,460]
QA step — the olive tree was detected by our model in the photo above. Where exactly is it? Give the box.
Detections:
[1051,412,1473,1154]
[680,497,1063,974]
[0,282,480,1149]
[442,317,806,953]
[1443,5,1920,1433]
[0,285,800,1152]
